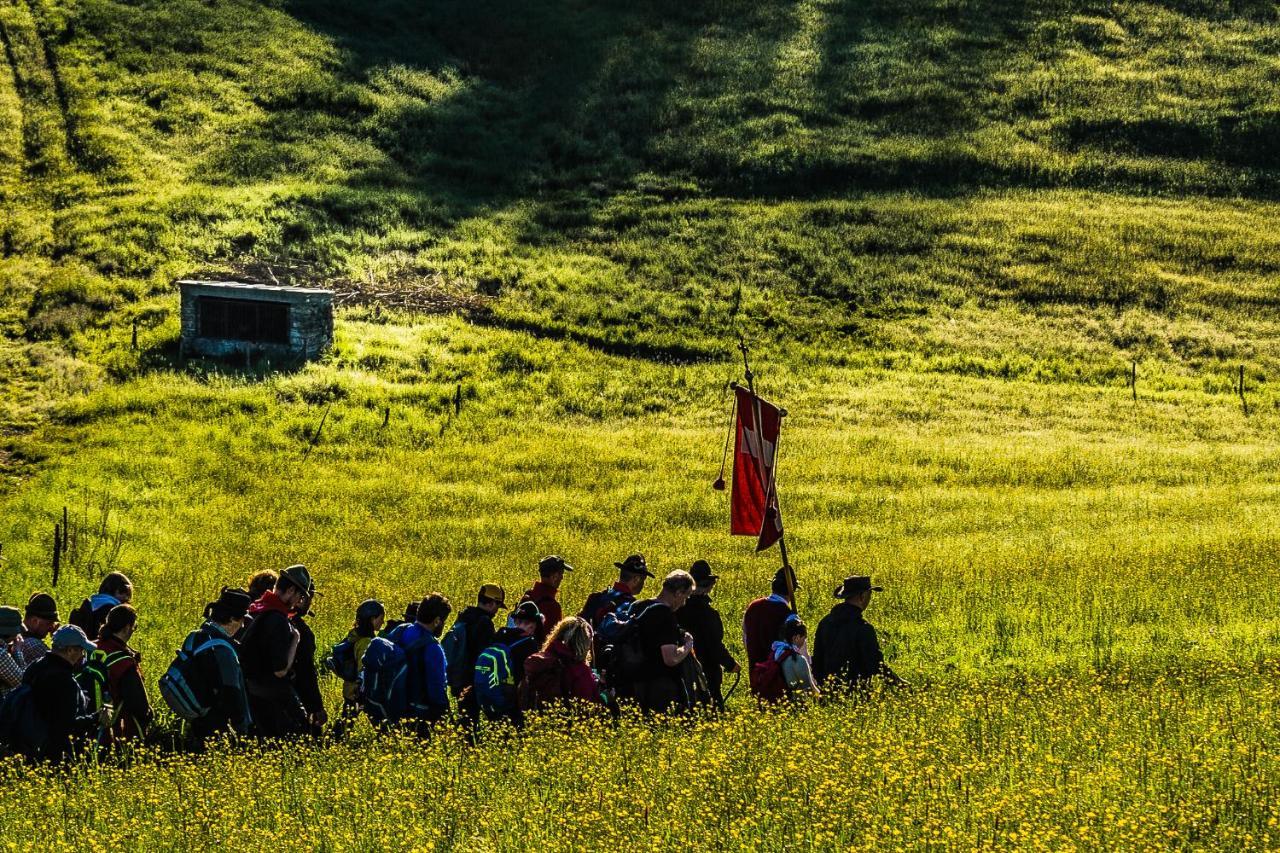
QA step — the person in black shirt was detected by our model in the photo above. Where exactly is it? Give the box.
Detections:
[677,560,739,710]
[290,586,325,736]
[20,625,109,763]
[631,570,697,715]
[813,576,905,690]
[239,565,312,738]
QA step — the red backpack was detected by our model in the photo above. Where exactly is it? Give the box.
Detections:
[519,651,568,712]
[749,648,794,702]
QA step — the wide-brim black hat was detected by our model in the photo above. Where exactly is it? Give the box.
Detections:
[615,554,654,579]
[690,559,718,585]
[834,576,882,598]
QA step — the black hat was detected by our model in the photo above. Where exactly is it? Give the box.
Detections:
[280,564,314,595]
[208,587,252,620]
[539,555,574,576]
[834,576,883,598]
[615,554,654,579]
[512,601,544,624]
[25,592,59,621]
[772,566,799,591]
[690,560,718,586]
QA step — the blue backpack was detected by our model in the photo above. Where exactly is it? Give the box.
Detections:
[0,684,47,759]
[473,637,535,716]
[324,636,359,682]
[360,637,408,725]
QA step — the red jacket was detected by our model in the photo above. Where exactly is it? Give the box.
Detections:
[742,596,793,667]
[95,635,152,741]
[520,581,563,644]
[520,641,602,710]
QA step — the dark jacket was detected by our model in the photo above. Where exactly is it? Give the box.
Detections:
[677,594,737,701]
[290,615,324,719]
[446,607,497,693]
[95,635,153,741]
[812,602,899,688]
[240,593,299,692]
[68,594,120,642]
[21,653,98,762]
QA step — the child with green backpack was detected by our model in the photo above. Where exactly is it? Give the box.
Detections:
[325,599,385,733]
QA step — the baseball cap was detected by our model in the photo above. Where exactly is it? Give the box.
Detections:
[479,584,507,608]
[51,624,96,654]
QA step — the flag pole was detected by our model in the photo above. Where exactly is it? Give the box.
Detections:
[737,337,797,613]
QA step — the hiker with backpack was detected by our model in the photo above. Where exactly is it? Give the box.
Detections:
[162,588,253,753]
[580,554,653,631]
[327,599,385,732]
[471,601,543,726]
[623,570,700,715]
[443,584,505,700]
[813,576,906,691]
[519,555,573,644]
[519,616,604,714]
[677,560,739,711]
[751,616,819,703]
[5,625,110,762]
[380,593,452,733]
[87,604,153,744]
[290,586,326,736]
[69,572,133,641]
[743,567,799,695]
[239,565,312,739]
[19,592,59,664]
[0,607,28,696]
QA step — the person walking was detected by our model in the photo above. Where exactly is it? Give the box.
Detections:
[812,576,905,690]
[442,584,505,699]
[472,601,542,725]
[743,567,798,678]
[93,604,153,743]
[18,626,110,762]
[519,617,604,713]
[239,565,311,738]
[385,593,452,733]
[69,573,133,641]
[19,593,59,664]
[332,599,385,731]
[519,556,573,644]
[772,617,819,697]
[0,606,27,696]
[290,585,325,736]
[630,570,698,715]
[179,588,253,752]
[676,560,739,710]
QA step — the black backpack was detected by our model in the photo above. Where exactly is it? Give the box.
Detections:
[0,684,48,759]
[599,600,661,689]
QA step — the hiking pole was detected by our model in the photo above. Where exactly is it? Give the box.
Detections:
[712,388,736,491]
[722,669,742,705]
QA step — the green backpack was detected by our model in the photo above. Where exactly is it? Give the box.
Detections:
[76,648,132,711]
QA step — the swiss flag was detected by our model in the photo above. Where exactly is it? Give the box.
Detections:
[731,385,784,551]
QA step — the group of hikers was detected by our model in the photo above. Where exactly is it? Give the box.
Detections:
[0,553,902,762]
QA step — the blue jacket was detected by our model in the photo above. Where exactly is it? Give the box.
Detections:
[390,623,449,722]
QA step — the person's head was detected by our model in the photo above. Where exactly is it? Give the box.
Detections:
[99,572,133,605]
[780,615,807,648]
[247,571,278,602]
[616,554,654,594]
[100,604,138,644]
[0,606,23,645]
[689,560,718,594]
[771,566,798,601]
[544,616,593,664]
[511,601,543,638]
[657,570,696,611]
[205,587,252,635]
[275,565,313,608]
[24,592,60,637]
[834,576,882,611]
[417,593,452,636]
[477,584,507,617]
[51,625,95,667]
[356,599,386,637]
[538,555,574,591]
[403,602,419,624]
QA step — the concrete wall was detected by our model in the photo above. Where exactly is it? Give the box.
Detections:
[178,280,334,362]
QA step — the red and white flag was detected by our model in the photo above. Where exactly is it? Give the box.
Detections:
[731,385,784,551]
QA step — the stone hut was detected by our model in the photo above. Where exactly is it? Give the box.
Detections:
[178,280,334,362]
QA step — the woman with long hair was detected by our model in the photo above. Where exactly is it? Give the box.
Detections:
[519,616,605,712]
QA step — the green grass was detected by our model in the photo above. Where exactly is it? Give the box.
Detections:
[3,0,1280,847]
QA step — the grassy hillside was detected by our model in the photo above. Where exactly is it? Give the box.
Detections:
[4,0,1280,848]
